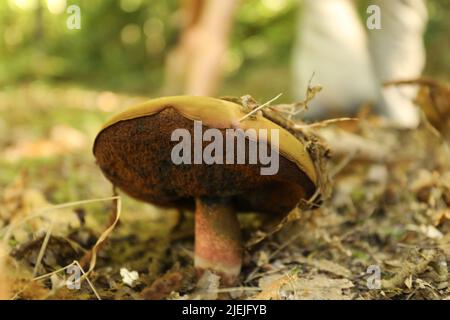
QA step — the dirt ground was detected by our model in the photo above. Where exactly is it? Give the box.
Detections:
[0,83,449,300]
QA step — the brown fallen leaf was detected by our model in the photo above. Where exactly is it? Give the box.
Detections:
[295,256,351,278]
[253,272,298,300]
[141,268,193,300]
[290,276,354,300]
[254,273,354,300]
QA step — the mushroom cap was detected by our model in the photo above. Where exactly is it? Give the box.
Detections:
[93,96,319,214]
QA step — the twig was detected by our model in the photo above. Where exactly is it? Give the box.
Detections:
[383,78,446,89]
[73,260,101,300]
[13,259,101,300]
[32,218,54,277]
[32,260,101,300]
[212,287,261,293]
[293,117,358,130]
[239,93,283,122]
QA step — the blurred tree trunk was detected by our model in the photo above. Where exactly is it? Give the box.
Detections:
[34,1,44,42]
[164,0,238,96]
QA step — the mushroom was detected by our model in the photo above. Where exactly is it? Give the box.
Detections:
[93,96,320,285]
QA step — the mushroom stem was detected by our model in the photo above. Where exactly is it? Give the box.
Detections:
[194,197,242,285]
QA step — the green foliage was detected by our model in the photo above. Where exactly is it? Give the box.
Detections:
[0,0,449,95]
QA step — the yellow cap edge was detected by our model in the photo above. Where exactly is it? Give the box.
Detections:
[94,96,318,185]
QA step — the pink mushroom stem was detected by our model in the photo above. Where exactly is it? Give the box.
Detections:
[194,197,242,285]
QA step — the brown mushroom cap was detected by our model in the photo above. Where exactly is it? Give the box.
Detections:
[93,96,319,215]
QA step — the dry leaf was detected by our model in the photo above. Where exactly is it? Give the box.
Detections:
[255,273,354,300]
[296,257,351,278]
[382,249,438,290]
[141,270,185,300]
[254,272,299,300]
[404,275,413,289]
[291,276,354,300]
[405,224,443,240]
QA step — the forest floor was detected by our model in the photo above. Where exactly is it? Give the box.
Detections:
[1,83,449,300]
